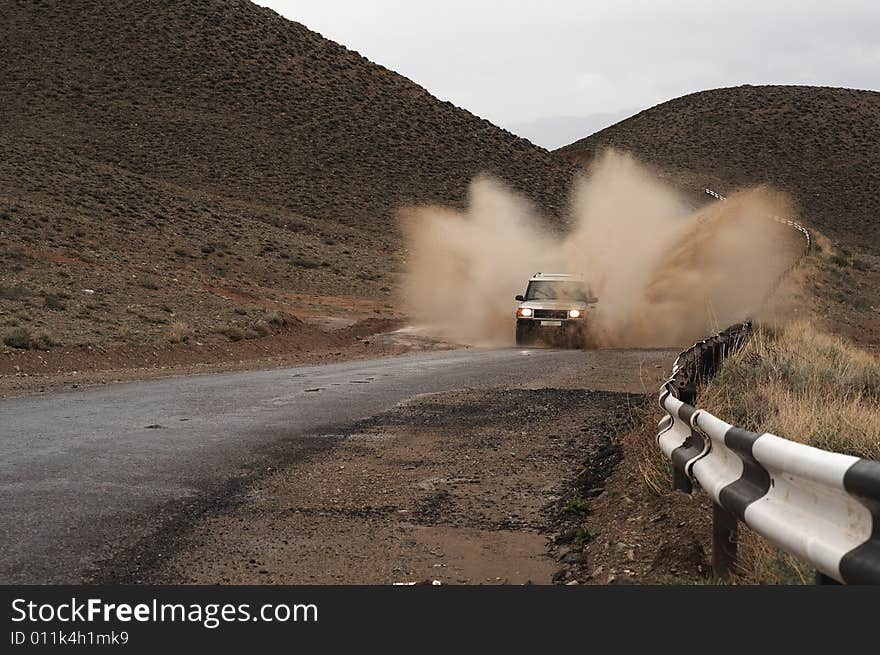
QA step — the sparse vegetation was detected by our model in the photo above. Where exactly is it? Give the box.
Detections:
[31,331,56,350]
[139,276,160,290]
[735,530,813,585]
[223,327,244,342]
[576,525,600,544]
[562,496,592,515]
[167,321,192,344]
[43,293,66,311]
[829,252,850,267]
[290,257,321,270]
[266,311,287,328]
[250,320,271,338]
[0,284,32,300]
[4,327,33,350]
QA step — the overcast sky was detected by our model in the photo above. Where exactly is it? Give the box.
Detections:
[257,0,880,149]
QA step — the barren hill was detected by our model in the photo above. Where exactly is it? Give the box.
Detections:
[0,0,574,383]
[558,85,880,349]
[557,85,880,252]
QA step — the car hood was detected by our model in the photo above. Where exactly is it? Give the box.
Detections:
[517,300,594,311]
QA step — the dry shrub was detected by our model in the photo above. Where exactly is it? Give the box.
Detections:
[636,408,674,497]
[167,321,192,344]
[3,327,33,349]
[251,320,271,338]
[32,330,57,350]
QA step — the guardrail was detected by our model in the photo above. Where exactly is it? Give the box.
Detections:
[704,188,811,309]
[705,187,812,254]
[657,193,880,584]
[659,330,880,584]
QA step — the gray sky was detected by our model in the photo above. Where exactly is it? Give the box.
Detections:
[257,0,880,149]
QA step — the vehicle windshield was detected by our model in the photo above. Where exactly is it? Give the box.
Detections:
[524,280,593,302]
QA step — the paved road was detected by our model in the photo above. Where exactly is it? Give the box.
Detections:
[2,347,655,583]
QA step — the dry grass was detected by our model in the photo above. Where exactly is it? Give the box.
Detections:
[641,320,880,584]
[734,533,814,585]
[166,321,192,344]
[699,321,880,583]
[700,321,880,460]
[638,412,673,497]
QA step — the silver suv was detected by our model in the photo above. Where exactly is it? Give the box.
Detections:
[514,273,597,347]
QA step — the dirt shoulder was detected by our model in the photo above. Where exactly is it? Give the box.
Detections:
[136,387,646,585]
[0,316,451,397]
[98,348,687,585]
[549,414,714,585]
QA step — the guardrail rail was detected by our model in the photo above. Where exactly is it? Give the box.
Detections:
[657,192,880,585]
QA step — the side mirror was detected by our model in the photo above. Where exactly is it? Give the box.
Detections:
[515,295,524,302]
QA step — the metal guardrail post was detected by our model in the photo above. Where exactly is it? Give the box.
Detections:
[672,468,692,493]
[815,571,842,586]
[712,503,738,579]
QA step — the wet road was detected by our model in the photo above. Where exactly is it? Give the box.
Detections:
[1,347,641,583]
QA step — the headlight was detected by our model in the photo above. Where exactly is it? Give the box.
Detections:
[517,307,533,317]
[568,309,581,318]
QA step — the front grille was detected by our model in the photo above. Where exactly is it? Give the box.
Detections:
[533,309,568,319]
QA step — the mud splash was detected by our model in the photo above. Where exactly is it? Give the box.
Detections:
[401,150,801,347]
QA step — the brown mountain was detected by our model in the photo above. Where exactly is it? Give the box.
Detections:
[557,85,880,252]
[0,0,574,376]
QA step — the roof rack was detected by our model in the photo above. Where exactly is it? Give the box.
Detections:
[531,272,584,279]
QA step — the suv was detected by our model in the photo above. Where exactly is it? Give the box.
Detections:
[514,273,597,347]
